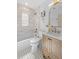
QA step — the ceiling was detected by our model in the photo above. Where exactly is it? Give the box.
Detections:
[17,0,52,9]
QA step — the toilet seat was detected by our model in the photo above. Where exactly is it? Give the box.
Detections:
[30,38,40,43]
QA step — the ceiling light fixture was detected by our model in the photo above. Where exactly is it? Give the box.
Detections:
[25,2,28,6]
[48,0,60,7]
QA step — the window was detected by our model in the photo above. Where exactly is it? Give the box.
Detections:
[22,13,29,26]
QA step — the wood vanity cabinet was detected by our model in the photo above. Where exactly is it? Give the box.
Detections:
[42,35,62,59]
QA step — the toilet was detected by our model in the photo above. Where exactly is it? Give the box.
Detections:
[30,38,41,53]
[30,31,43,53]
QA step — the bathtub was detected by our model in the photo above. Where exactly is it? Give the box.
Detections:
[17,38,42,59]
[17,38,31,59]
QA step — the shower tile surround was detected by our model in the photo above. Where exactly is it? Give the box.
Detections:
[17,4,36,42]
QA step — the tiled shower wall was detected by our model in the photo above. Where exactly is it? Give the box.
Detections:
[17,4,35,42]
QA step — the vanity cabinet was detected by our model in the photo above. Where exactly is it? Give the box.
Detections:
[42,35,62,59]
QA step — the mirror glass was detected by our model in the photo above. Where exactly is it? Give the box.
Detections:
[49,2,62,33]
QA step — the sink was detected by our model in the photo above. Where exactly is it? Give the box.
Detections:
[47,32,61,37]
[43,32,62,40]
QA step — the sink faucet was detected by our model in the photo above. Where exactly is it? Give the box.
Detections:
[54,27,56,33]
[51,26,56,33]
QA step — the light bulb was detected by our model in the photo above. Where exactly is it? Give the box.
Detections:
[25,2,28,6]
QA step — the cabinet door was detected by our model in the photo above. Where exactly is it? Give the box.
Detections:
[42,35,51,59]
[50,37,62,59]
[42,35,62,59]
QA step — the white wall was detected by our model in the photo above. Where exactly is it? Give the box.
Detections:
[36,1,51,32]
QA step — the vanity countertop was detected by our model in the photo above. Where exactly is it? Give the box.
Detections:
[43,32,62,40]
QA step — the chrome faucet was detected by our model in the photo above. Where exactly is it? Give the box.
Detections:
[54,27,56,33]
[51,26,56,33]
[34,28,39,38]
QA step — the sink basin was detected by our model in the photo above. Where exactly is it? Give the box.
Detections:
[47,32,61,37]
[43,32,62,40]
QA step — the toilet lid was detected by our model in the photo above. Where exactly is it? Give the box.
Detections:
[30,38,40,43]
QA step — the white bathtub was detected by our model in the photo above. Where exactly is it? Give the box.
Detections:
[17,39,32,59]
[17,38,42,59]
